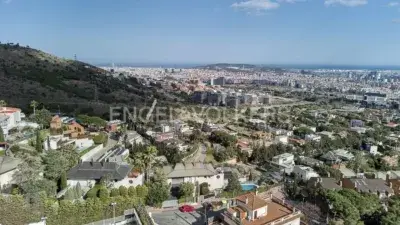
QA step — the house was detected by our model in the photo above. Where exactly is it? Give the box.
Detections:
[50,115,62,130]
[321,149,354,164]
[339,167,357,178]
[274,135,288,144]
[162,163,224,191]
[125,131,144,146]
[305,134,321,142]
[0,115,9,139]
[221,192,302,225]
[308,177,342,191]
[155,132,175,143]
[0,156,22,190]
[271,153,295,174]
[66,121,85,138]
[298,156,323,167]
[106,120,124,132]
[293,165,319,181]
[67,161,144,189]
[342,178,394,199]
[0,107,22,138]
[173,120,190,134]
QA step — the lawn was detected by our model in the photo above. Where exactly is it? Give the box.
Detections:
[79,144,99,156]
[205,153,217,164]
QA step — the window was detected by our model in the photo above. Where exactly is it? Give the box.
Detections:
[129,180,133,184]
[217,175,220,179]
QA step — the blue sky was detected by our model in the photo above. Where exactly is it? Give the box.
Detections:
[0,0,400,65]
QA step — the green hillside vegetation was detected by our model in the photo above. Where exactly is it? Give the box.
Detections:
[0,42,176,117]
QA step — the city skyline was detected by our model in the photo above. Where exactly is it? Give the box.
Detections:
[1,0,400,65]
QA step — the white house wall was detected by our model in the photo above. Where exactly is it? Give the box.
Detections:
[0,169,17,189]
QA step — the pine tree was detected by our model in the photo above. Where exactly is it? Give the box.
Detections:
[35,130,42,153]
[59,171,67,190]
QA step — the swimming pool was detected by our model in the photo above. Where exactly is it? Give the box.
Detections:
[241,183,258,191]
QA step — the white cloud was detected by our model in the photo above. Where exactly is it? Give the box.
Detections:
[324,0,367,7]
[388,2,399,7]
[393,19,400,23]
[231,0,280,12]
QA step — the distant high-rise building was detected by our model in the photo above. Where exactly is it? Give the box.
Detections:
[214,77,226,86]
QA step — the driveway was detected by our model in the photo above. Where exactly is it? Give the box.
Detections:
[186,143,207,163]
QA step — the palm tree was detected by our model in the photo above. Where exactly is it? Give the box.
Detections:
[0,100,7,108]
[30,100,38,116]
[143,146,158,182]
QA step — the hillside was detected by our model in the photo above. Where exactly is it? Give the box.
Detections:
[0,43,172,117]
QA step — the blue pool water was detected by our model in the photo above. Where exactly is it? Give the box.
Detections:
[241,183,257,191]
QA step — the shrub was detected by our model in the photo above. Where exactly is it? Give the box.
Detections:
[110,188,120,197]
[128,186,136,197]
[119,186,128,196]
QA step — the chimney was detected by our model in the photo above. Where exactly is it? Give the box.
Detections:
[339,180,343,187]
[255,190,258,196]
[327,172,331,178]
[245,197,248,204]
[389,182,393,189]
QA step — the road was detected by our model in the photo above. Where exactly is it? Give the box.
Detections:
[90,135,118,162]
[186,143,207,163]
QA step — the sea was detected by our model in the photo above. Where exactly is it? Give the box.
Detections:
[95,63,400,71]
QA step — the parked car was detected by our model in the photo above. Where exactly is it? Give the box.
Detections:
[179,205,195,213]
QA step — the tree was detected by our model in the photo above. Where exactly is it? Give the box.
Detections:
[42,150,70,181]
[59,144,80,169]
[382,196,400,225]
[86,188,98,199]
[134,146,158,182]
[98,187,109,201]
[136,185,149,199]
[30,100,38,116]
[35,129,42,153]
[92,133,108,145]
[13,153,43,186]
[179,182,194,200]
[293,127,313,138]
[325,190,362,225]
[0,100,6,107]
[200,182,210,195]
[147,169,170,207]
[64,188,76,200]
[119,186,128,196]
[128,186,136,197]
[110,188,120,197]
[226,173,242,194]
[0,127,4,142]
[34,108,52,128]
[59,171,68,190]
